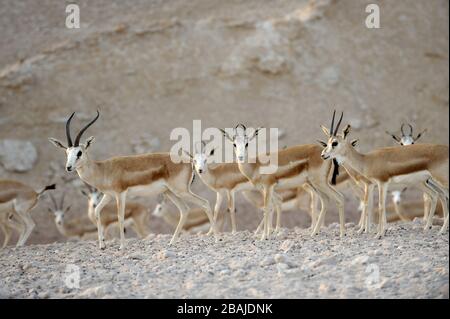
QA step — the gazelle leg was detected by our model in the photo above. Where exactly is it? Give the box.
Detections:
[376,182,388,239]
[423,179,448,233]
[115,191,128,250]
[423,193,431,222]
[179,190,217,239]
[314,182,345,237]
[165,191,189,245]
[15,210,35,247]
[226,191,237,234]
[207,191,224,235]
[311,189,328,236]
[254,216,264,235]
[366,184,374,233]
[261,185,274,241]
[95,193,112,250]
[420,182,438,231]
[0,223,11,249]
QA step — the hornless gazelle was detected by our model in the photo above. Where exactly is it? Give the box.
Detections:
[152,195,220,234]
[49,111,216,249]
[219,124,345,240]
[48,193,97,239]
[80,185,151,238]
[320,112,449,237]
[0,180,55,247]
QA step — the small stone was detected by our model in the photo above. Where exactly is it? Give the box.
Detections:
[156,249,175,260]
[279,239,294,252]
[351,255,370,265]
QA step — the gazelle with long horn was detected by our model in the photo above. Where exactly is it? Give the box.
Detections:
[48,193,97,239]
[320,112,448,237]
[49,111,216,249]
[0,180,55,247]
[219,124,345,240]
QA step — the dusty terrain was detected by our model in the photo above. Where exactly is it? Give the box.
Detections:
[0,220,448,299]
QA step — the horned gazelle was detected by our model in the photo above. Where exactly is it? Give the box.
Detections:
[219,124,345,240]
[48,193,97,239]
[386,123,433,222]
[49,111,216,249]
[0,180,55,247]
[320,112,449,237]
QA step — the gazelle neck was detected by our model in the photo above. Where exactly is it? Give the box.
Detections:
[237,160,258,183]
[340,143,367,177]
[76,153,101,187]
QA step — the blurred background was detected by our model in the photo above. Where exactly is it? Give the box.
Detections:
[0,0,448,244]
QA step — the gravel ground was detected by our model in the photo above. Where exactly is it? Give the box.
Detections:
[0,219,448,299]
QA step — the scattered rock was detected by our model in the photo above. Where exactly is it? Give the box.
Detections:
[351,255,370,266]
[0,139,38,172]
[156,249,176,260]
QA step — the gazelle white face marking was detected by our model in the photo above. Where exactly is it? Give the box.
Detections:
[400,135,414,146]
[65,146,85,172]
[152,203,164,217]
[391,190,402,204]
[54,210,65,226]
[193,153,208,174]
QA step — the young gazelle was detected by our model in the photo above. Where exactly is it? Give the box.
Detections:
[152,195,220,233]
[320,112,449,237]
[0,180,55,246]
[219,124,345,240]
[80,185,151,238]
[49,111,216,249]
[48,193,97,239]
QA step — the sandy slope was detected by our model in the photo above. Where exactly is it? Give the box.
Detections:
[0,220,448,299]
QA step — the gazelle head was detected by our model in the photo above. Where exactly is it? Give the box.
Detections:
[385,123,427,146]
[48,193,71,226]
[184,141,215,174]
[320,111,357,162]
[219,124,262,163]
[152,195,168,217]
[80,183,102,210]
[391,187,407,205]
[49,111,100,172]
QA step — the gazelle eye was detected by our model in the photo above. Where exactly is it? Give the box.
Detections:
[233,143,236,148]
[245,143,248,148]
[77,151,82,158]
[331,141,338,147]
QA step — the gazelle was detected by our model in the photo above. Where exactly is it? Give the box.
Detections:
[152,195,221,234]
[80,185,151,238]
[48,193,97,239]
[49,111,216,249]
[0,180,55,246]
[386,123,432,221]
[184,141,256,234]
[219,124,345,240]
[320,112,449,237]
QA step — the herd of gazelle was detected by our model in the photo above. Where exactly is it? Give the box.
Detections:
[0,110,447,250]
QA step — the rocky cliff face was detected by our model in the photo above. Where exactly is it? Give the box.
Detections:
[0,0,448,244]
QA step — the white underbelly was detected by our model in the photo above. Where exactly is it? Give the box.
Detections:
[390,171,430,185]
[128,180,167,197]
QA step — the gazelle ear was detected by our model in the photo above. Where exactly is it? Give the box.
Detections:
[48,138,67,149]
[317,140,328,148]
[385,131,401,143]
[320,125,330,137]
[80,190,89,197]
[84,136,95,149]
[414,128,427,142]
[64,205,71,213]
[218,128,234,142]
[342,125,351,139]
[182,150,193,160]
[350,139,359,147]
[249,127,263,141]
